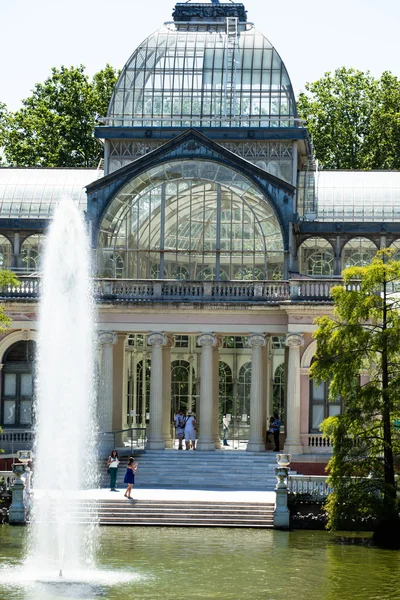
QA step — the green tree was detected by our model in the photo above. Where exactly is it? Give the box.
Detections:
[2,64,118,168]
[0,102,8,165]
[298,68,400,170]
[311,249,400,548]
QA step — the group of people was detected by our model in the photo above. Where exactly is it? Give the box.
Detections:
[107,449,138,498]
[174,409,197,450]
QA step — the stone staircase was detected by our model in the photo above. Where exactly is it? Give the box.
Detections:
[101,450,278,491]
[65,498,275,528]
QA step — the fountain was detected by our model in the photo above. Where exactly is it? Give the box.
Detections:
[26,198,97,576]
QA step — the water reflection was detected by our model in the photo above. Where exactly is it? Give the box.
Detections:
[1,527,399,600]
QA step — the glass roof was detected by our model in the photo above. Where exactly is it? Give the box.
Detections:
[315,172,400,222]
[106,22,297,128]
[0,169,99,219]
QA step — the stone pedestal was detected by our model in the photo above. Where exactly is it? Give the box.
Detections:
[9,465,27,525]
[246,334,267,452]
[284,333,304,455]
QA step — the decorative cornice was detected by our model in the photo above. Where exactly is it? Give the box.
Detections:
[247,333,267,348]
[285,333,304,348]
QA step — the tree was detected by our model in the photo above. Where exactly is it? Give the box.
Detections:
[0,270,20,331]
[0,102,8,165]
[311,249,400,548]
[2,64,118,168]
[297,68,400,170]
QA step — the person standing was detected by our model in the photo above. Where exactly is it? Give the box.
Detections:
[222,414,230,446]
[107,449,119,491]
[272,412,281,452]
[174,408,186,450]
[184,411,197,450]
[124,456,138,499]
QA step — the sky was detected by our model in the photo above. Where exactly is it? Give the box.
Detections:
[1,0,399,111]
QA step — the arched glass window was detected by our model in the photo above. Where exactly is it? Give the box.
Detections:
[20,234,45,272]
[0,235,13,270]
[219,362,233,416]
[299,237,334,276]
[238,362,252,419]
[389,240,400,261]
[342,238,377,269]
[136,359,151,421]
[272,364,285,425]
[171,360,196,415]
[310,360,342,433]
[1,341,36,427]
[97,160,284,281]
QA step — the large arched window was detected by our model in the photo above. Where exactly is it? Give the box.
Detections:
[299,237,334,276]
[342,238,377,269]
[219,362,233,416]
[20,234,45,272]
[238,362,252,418]
[272,363,285,425]
[97,161,284,281]
[171,360,196,415]
[1,341,36,427]
[0,235,13,270]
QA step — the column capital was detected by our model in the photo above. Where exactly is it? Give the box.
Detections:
[247,333,267,348]
[285,333,304,349]
[147,332,174,348]
[197,333,222,349]
[98,331,117,346]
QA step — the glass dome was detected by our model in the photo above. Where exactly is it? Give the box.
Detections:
[96,160,284,280]
[106,20,297,128]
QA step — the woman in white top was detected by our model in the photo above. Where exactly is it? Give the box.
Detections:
[184,411,197,450]
[107,449,119,491]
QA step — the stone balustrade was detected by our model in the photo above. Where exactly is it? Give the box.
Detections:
[0,276,358,303]
[0,430,33,453]
[0,471,16,490]
[288,475,333,498]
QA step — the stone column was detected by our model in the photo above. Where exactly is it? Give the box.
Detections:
[162,335,174,448]
[197,333,220,451]
[247,334,267,452]
[112,334,127,435]
[147,333,168,450]
[98,331,117,454]
[212,341,221,449]
[284,333,304,455]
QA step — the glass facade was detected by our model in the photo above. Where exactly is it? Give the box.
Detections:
[311,171,400,222]
[97,160,284,280]
[0,169,98,218]
[106,23,297,128]
[342,237,377,269]
[299,237,334,276]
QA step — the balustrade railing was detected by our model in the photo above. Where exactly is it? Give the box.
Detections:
[0,276,353,303]
[0,471,16,490]
[0,430,34,454]
[288,475,333,498]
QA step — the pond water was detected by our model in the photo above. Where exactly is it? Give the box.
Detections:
[0,525,399,600]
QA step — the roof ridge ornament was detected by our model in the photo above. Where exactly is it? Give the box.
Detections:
[172,2,247,23]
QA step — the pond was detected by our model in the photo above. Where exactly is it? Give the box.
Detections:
[0,526,399,600]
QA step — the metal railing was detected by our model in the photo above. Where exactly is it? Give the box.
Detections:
[0,276,350,303]
[101,427,146,453]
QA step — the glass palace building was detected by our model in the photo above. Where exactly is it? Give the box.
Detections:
[1,1,400,467]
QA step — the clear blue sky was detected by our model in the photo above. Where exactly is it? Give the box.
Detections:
[1,0,399,110]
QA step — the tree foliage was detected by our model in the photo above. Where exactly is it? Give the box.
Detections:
[298,68,400,170]
[311,249,400,546]
[1,64,118,168]
[0,270,20,332]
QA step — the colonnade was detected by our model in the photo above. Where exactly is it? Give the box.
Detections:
[97,330,305,453]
